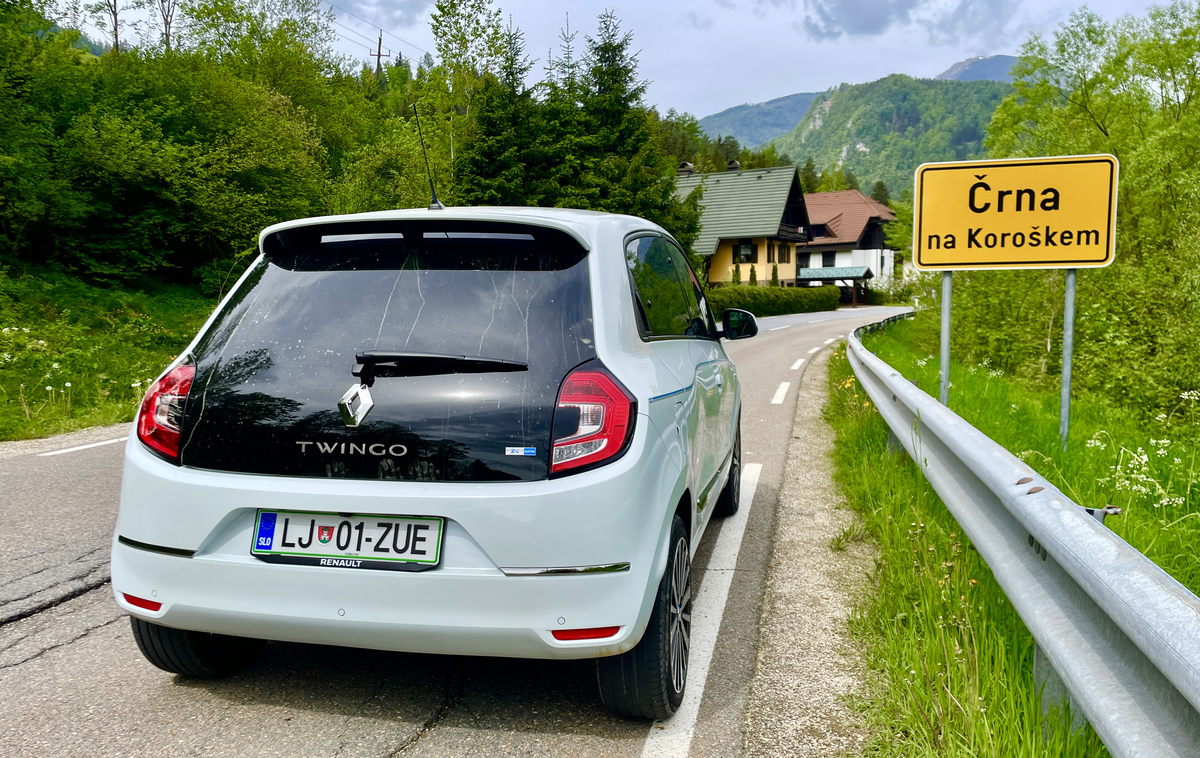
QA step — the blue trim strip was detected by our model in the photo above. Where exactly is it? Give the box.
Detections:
[650,385,690,403]
[647,359,731,403]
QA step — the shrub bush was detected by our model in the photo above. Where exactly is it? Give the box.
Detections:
[706,285,840,317]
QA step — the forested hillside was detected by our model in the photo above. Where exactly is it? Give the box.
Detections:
[771,74,1010,195]
[697,92,817,148]
[0,0,788,439]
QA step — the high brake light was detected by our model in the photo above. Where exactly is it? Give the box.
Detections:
[137,363,195,463]
[550,365,635,475]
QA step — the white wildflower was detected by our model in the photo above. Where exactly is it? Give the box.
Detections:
[131,381,141,388]
[64,382,71,388]
[45,385,52,391]
[51,362,59,369]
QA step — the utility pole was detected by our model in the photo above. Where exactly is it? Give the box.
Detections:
[369,32,391,80]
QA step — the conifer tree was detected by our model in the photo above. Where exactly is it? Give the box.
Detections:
[799,157,819,193]
[455,23,535,205]
[732,262,741,284]
[870,179,890,206]
[771,263,779,286]
[749,264,757,285]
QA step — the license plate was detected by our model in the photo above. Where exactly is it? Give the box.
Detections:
[251,510,443,572]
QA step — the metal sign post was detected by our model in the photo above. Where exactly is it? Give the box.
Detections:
[940,271,952,405]
[1060,269,1077,450]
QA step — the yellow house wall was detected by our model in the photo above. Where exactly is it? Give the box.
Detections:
[707,238,799,286]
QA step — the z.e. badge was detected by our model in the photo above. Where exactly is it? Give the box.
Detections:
[252,510,443,572]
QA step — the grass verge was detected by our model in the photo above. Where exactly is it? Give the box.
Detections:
[0,267,215,441]
[862,314,1200,595]
[826,341,1109,756]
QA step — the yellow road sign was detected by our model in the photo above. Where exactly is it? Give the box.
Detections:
[913,155,1118,270]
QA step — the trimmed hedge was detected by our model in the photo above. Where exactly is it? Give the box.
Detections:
[706,285,840,318]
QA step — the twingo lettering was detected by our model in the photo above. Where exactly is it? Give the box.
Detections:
[295,441,408,457]
[968,175,1061,213]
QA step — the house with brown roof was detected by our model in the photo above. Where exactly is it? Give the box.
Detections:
[673,163,812,286]
[795,189,896,291]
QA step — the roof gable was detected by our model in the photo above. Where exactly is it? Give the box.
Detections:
[674,167,810,257]
[802,189,895,249]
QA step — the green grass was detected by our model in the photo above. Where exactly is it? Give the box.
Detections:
[863,314,1200,595]
[0,267,216,441]
[829,311,1199,755]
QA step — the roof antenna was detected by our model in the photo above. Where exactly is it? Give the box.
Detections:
[412,104,445,210]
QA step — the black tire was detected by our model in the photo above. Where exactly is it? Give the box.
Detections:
[130,617,265,678]
[597,513,691,719]
[712,421,741,518]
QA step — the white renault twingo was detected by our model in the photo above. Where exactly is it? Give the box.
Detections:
[113,207,757,719]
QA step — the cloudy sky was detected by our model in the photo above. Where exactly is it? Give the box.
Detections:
[327,0,1156,118]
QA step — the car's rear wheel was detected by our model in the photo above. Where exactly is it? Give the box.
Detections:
[597,513,691,719]
[712,421,741,518]
[130,617,265,678]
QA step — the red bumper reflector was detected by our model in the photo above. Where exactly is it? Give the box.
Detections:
[552,626,620,641]
[123,593,162,612]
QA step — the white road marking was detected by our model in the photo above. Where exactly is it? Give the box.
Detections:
[37,437,125,457]
[768,325,792,331]
[790,358,805,370]
[641,463,763,758]
[823,338,835,345]
[807,346,821,354]
[770,382,791,404]
[810,318,829,323]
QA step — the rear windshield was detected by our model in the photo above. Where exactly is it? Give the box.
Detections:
[192,221,594,370]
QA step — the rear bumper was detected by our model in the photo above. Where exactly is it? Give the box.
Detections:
[112,414,683,659]
[113,538,650,659]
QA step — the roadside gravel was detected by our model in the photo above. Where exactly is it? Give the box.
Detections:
[743,347,874,757]
[0,423,131,460]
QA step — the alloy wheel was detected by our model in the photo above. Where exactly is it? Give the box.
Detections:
[668,535,691,694]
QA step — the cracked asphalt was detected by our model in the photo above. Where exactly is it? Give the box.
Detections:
[0,306,905,758]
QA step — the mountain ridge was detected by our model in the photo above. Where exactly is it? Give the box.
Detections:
[769,74,1012,194]
[696,55,1016,150]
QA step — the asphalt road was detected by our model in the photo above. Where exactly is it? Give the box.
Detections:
[0,305,907,758]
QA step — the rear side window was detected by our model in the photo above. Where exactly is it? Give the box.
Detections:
[626,236,712,339]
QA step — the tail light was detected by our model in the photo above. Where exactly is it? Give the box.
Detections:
[550,364,635,475]
[137,363,195,463]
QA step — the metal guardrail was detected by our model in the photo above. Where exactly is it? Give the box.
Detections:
[848,315,1200,758]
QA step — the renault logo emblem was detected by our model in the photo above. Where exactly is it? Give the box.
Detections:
[338,383,374,427]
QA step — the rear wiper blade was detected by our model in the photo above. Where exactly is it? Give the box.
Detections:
[353,351,527,382]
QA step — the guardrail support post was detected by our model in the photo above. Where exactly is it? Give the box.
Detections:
[1060,268,1077,450]
[940,271,952,405]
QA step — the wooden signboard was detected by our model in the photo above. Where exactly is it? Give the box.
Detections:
[913,155,1119,270]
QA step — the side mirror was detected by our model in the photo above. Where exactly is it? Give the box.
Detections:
[721,308,758,340]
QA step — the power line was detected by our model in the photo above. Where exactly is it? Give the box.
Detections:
[320,0,428,56]
[330,18,376,47]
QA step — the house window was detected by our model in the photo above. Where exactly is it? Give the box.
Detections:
[767,242,775,264]
[778,243,790,264]
[811,224,827,238]
[736,239,757,263]
[822,252,836,268]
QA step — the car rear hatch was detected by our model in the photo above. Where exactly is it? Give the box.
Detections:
[177,220,595,482]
